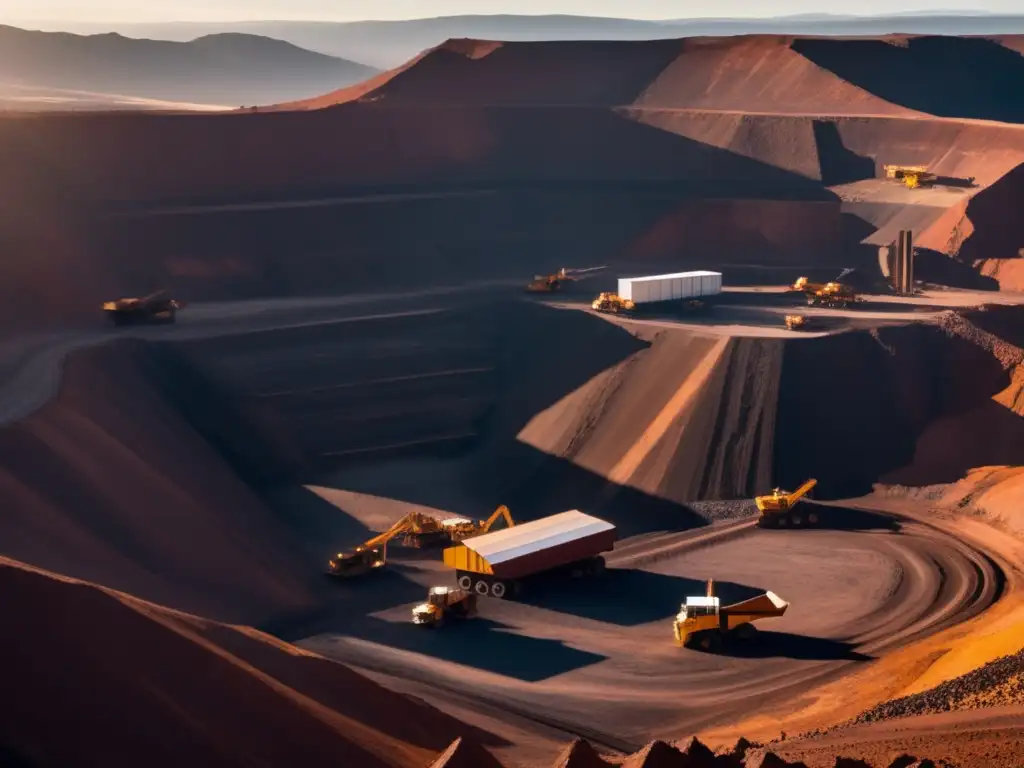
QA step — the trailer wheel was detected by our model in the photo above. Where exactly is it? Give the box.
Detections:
[474,580,490,596]
[457,575,473,590]
[490,582,506,599]
[736,622,758,640]
[808,512,819,524]
[791,515,802,527]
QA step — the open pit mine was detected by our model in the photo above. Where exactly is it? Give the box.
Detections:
[1,31,1024,768]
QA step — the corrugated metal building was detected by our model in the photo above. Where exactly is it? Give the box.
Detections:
[443,510,617,581]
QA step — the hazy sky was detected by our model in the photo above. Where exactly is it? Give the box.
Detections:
[4,1,1019,24]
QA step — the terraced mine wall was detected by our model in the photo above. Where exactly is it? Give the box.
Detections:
[5,300,1024,625]
[0,105,840,329]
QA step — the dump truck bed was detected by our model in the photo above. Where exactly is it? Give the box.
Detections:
[443,510,616,580]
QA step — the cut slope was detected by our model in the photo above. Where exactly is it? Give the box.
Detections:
[774,308,1024,498]
[517,328,778,503]
[0,340,321,624]
[0,556,491,768]
[793,35,1024,123]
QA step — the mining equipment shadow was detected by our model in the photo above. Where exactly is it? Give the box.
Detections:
[694,630,872,662]
[780,504,902,532]
[913,249,1000,291]
[519,569,766,627]
[355,614,608,682]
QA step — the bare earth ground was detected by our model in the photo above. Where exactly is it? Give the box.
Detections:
[1,282,1024,766]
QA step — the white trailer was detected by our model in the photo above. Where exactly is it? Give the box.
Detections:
[617,270,723,306]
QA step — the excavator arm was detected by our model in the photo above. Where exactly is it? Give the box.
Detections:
[784,478,817,506]
[478,505,515,533]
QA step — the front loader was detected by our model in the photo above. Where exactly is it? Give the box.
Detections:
[411,586,478,627]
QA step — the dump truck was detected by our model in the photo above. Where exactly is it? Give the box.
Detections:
[594,270,721,316]
[411,586,478,627]
[673,578,789,651]
[442,509,617,599]
[327,507,516,578]
[755,478,818,528]
[102,290,185,326]
[784,315,808,331]
[526,266,607,293]
[883,164,938,190]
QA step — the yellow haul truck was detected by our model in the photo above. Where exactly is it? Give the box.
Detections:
[755,478,818,528]
[412,586,479,628]
[673,579,789,651]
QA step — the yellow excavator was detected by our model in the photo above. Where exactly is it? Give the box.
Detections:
[673,579,789,651]
[755,478,818,528]
[326,506,516,578]
[884,164,938,190]
[102,290,186,326]
[411,586,479,627]
[526,266,607,293]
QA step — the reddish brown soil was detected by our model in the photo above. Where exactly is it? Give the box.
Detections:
[0,340,320,624]
[0,556,496,768]
[3,36,1024,327]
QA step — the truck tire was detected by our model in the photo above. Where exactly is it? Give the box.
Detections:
[490,582,507,599]
[808,512,819,524]
[474,580,490,596]
[791,514,802,527]
[458,574,473,590]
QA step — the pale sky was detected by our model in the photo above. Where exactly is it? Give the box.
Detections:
[3,1,1019,25]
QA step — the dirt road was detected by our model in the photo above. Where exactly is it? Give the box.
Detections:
[295,509,1002,761]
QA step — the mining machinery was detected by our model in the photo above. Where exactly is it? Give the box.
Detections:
[792,276,858,309]
[883,164,938,190]
[591,292,636,314]
[102,290,185,326]
[673,579,789,651]
[755,478,818,528]
[326,506,516,578]
[525,266,607,293]
[411,586,479,627]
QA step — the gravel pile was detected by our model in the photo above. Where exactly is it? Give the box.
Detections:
[852,648,1024,724]
[933,311,1024,370]
[686,499,758,523]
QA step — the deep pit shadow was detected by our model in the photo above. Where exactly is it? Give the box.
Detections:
[793,37,1024,123]
[793,504,901,532]
[813,121,875,186]
[775,324,1024,498]
[262,566,428,642]
[695,631,872,662]
[519,570,766,627]
[353,614,608,682]
[914,248,999,291]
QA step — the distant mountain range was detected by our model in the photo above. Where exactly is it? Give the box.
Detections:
[0,25,378,110]
[35,13,1024,69]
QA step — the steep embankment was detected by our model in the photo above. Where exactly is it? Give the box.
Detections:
[0,340,321,624]
[774,307,1024,499]
[517,326,779,504]
[0,557,492,768]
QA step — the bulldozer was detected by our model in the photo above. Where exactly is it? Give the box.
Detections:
[525,266,607,293]
[883,164,938,190]
[755,478,818,528]
[326,506,516,578]
[412,586,479,627]
[102,290,185,326]
[673,579,789,651]
[591,292,636,314]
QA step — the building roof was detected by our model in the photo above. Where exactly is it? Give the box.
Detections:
[460,510,615,566]
[622,270,722,283]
